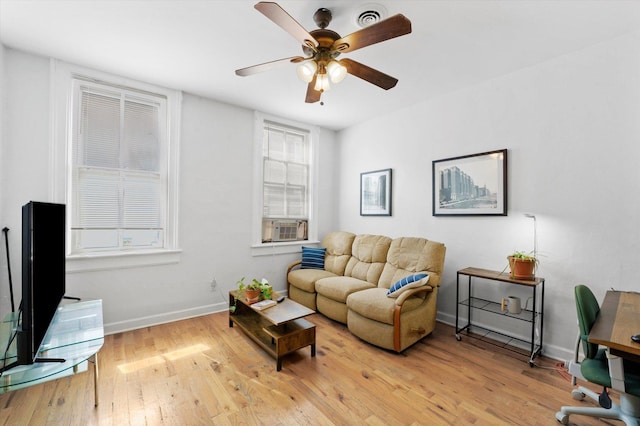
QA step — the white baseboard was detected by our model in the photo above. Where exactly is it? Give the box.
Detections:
[103,291,291,335]
[103,301,229,335]
[437,311,574,364]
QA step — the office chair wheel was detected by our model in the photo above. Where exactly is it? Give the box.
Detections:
[571,389,585,401]
[555,412,569,424]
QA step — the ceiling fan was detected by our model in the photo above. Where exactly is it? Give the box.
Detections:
[235,2,412,103]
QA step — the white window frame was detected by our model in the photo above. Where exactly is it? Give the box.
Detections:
[251,112,319,256]
[51,60,181,272]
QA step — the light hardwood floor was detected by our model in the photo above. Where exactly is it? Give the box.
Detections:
[0,311,619,425]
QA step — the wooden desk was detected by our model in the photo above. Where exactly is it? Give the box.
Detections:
[589,290,640,391]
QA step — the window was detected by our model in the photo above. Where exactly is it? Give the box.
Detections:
[52,61,181,270]
[71,81,166,252]
[252,114,318,254]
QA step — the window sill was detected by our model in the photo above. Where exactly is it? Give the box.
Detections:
[251,240,320,257]
[67,249,182,273]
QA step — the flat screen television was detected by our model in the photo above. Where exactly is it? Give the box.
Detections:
[16,201,66,365]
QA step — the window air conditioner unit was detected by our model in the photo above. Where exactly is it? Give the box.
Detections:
[273,220,300,242]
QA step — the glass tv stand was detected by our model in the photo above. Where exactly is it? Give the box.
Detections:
[0,299,104,405]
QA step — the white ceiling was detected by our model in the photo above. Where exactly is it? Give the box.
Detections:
[1,0,640,130]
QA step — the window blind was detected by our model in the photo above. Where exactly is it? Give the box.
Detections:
[72,85,165,251]
[262,123,309,219]
[261,121,310,243]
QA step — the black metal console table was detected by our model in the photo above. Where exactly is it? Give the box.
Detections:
[455,267,545,367]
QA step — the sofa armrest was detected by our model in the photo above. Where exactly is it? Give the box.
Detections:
[394,285,433,306]
[287,260,302,275]
[286,260,302,295]
[392,285,435,351]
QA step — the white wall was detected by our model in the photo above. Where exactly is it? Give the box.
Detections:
[1,49,52,316]
[336,30,640,361]
[0,48,339,334]
[0,44,8,315]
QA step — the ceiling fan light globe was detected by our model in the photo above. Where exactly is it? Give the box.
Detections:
[327,60,347,83]
[314,73,331,92]
[297,61,317,83]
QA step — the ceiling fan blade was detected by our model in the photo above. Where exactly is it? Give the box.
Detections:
[340,58,398,90]
[255,2,319,50]
[305,76,321,103]
[332,14,411,53]
[235,56,305,76]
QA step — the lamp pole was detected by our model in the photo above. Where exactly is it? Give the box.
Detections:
[524,214,537,277]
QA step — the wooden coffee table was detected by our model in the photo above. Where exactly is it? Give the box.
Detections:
[228,291,316,371]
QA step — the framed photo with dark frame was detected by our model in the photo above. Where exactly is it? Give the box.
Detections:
[432,149,507,216]
[360,168,392,216]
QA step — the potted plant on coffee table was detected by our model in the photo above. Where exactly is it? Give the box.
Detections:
[230,277,273,313]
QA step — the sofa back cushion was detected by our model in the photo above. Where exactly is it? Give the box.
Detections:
[344,234,392,285]
[322,231,356,276]
[378,237,446,289]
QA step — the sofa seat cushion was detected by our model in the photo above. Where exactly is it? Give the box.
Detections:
[288,269,338,293]
[315,276,375,303]
[347,288,425,325]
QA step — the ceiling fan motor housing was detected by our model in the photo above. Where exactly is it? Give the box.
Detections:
[303,28,342,60]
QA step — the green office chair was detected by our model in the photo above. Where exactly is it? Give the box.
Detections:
[556,285,640,425]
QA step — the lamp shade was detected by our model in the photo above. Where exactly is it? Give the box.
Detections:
[314,73,330,92]
[297,61,317,83]
[327,60,347,83]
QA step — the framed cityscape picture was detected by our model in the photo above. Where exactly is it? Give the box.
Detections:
[360,168,392,216]
[432,149,507,216]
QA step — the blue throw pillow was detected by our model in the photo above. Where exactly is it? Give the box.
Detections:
[301,246,326,269]
[386,273,429,297]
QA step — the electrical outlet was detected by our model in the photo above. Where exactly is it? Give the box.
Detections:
[211,277,218,291]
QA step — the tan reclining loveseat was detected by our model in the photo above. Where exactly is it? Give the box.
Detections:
[287,231,446,352]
